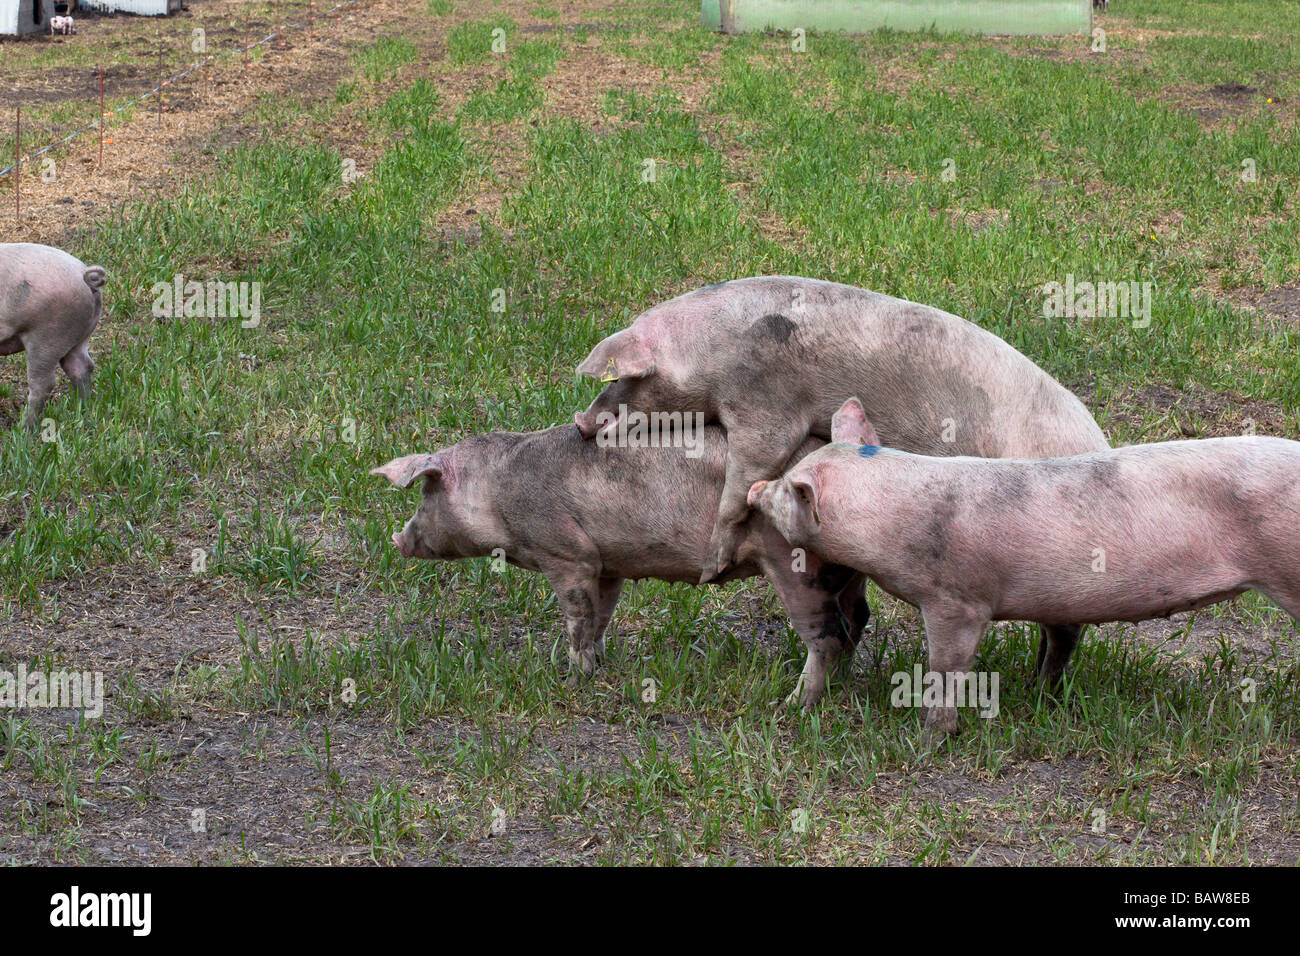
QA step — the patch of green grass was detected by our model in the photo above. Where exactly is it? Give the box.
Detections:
[323,777,427,860]
[460,76,545,123]
[211,508,320,593]
[447,18,517,66]
[458,38,562,123]
[510,37,564,79]
[352,35,419,83]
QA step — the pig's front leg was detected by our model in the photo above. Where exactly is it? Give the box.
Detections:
[703,410,808,584]
[920,604,989,737]
[545,571,604,681]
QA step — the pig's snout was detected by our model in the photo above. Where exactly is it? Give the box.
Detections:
[747,480,770,507]
[574,407,620,442]
[392,530,415,559]
[573,411,599,440]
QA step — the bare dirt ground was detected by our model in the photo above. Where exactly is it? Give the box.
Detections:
[1,1,394,246]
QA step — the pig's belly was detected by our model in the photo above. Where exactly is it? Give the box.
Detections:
[596,542,761,585]
[0,335,24,355]
[993,569,1250,626]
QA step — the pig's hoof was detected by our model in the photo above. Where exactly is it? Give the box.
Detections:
[1033,673,1067,702]
[699,556,732,586]
[783,677,823,711]
[920,719,957,749]
[922,709,959,745]
[566,646,599,682]
[919,726,951,752]
[565,664,597,688]
[700,538,736,583]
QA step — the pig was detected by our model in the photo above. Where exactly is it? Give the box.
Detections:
[50,15,76,35]
[573,276,1109,682]
[748,397,1300,735]
[0,243,107,429]
[372,423,870,708]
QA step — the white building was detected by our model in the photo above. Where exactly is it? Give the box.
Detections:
[78,0,181,14]
[0,0,54,36]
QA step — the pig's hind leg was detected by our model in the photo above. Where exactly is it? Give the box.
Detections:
[592,578,625,663]
[60,342,95,400]
[836,573,871,674]
[21,348,61,431]
[1034,623,1084,693]
[1254,581,1300,628]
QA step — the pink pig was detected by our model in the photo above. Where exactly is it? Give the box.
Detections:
[748,398,1300,734]
[1,243,107,429]
[574,277,1108,580]
[573,276,1109,686]
[373,424,869,707]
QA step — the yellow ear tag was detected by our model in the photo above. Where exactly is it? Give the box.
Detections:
[600,359,619,383]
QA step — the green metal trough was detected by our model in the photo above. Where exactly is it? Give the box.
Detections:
[701,0,1093,36]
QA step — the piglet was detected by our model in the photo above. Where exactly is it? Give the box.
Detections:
[373,423,869,707]
[748,397,1300,734]
[1,243,107,429]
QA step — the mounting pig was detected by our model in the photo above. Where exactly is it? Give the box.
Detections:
[574,276,1109,680]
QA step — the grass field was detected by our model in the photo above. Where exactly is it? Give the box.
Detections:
[1,0,1298,864]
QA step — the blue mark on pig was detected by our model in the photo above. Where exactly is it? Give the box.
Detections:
[858,445,880,457]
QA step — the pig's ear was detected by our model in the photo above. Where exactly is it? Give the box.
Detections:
[370,454,443,489]
[831,397,879,446]
[790,476,821,528]
[576,330,656,382]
